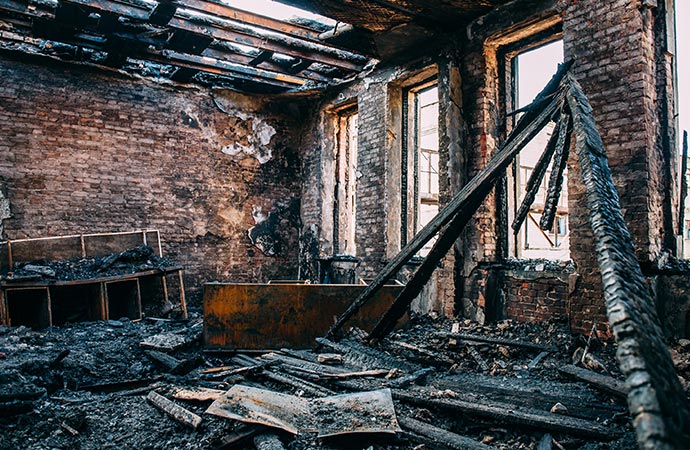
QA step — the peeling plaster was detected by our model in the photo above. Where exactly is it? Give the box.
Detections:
[0,183,10,238]
[220,117,276,164]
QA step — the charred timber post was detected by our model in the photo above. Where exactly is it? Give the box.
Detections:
[540,113,572,231]
[322,62,573,342]
[565,73,690,449]
[512,115,564,232]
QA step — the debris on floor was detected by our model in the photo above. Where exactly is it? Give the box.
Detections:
[0,314,656,450]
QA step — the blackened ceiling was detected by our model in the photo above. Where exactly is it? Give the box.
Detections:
[0,0,512,92]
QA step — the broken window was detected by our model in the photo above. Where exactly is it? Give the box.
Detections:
[334,107,358,256]
[510,39,569,260]
[402,82,439,257]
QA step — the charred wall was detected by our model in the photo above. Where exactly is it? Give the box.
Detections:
[0,56,303,304]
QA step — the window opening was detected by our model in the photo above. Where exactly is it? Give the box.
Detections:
[511,39,568,260]
[677,1,690,257]
[401,82,439,256]
[333,108,358,256]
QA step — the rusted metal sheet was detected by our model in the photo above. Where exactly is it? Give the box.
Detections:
[203,282,405,349]
[205,385,400,437]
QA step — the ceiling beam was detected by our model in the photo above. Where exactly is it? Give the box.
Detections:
[59,0,367,72]
[177,0,324,42]
[145,48,310,89]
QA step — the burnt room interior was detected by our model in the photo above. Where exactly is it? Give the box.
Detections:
[1,0,690,449]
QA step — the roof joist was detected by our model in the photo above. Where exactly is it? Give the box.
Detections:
[0,0,373,91]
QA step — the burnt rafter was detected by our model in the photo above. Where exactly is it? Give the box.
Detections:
[0,0,373,90]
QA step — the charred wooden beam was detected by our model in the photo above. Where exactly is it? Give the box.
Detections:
[169,66,198,82]
[393,389,618,440]
[177,0,323,42]
[169,12,364,72]
[565,73,690,448]
[399,416,495,450]
[145,48,312,89]
[166,29,212,53]
[148,0,175,25]
[540,113,572,231]
[147,390,202,428]
[557,365,627,399]
[0,0,55,19]
[248,50,272,67]
[512,116,563,233]
[205,45,331,83]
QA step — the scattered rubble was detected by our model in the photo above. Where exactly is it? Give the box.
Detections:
[0,315,658,449]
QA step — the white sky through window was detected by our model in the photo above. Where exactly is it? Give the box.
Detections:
[517,40,563,109]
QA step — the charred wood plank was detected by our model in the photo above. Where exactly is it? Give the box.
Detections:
[170,387,225,402]
[0,399,35,417]
[437,332,557,352]
[147,390,202,428]
[512,118,563,232]
[214,425,261,450]
[234,354,334,397]
[315,338,420,372]
[78,377,160,393]
[328,62,572,343]
[399,416,495,450]
[392,389,617,440]
[540,113,572,231]
[387,367,434,389]
[566,73,690,448]
[558,365,627,399]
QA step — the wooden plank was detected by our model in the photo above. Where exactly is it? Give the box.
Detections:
[398,416,495,450]
[147,390,202,428]
[540,113,572,230]
[392,389,619,441]
[170,387,225,402]
[679,130,688,234]
[558,365,628,399]
[438,332,557,352]
[324,62,572,341]
[178,0,322,42]
[177,271,187,319]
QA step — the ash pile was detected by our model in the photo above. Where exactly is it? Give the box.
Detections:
[1,245,176,283]
[3,315,684,450]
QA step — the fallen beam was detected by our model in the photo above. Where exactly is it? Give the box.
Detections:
[437,332,558,353]
[557,365,627,399]
[146,390,202,428]
[392,389,618,441]
[398,416,495,450]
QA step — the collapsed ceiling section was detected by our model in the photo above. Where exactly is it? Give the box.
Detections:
[0,0,375,92]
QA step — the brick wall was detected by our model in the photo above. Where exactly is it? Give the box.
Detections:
[0,55,303,304]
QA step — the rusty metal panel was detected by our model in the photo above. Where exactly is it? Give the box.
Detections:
[203,283,405,349]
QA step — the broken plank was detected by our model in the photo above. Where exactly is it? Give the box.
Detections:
[392,389,618,440]
[78,377,160,393]
[528,351,551,370]
[558,365,628,399]
[146,390,202,429]
[316,338,420,372]
[438,332,557,352]
[387,368,434,389]
[170,387,225,402]
[399,416,495,450]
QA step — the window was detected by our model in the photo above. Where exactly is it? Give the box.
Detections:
[510,39,569,260]
[334,108,358,255]
[403,82,439,257]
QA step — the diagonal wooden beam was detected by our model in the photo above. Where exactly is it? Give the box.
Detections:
[322,62,573,342]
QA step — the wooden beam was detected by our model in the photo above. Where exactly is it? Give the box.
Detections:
[170,12,364,72]
[177,0,323,42]
[147,48,309,88]
[540,113,572,231]
[0,0,55,19]
[322,61,573,342]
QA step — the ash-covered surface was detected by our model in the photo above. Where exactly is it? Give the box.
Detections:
[1,245,178,282]
[0,315,675,450]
